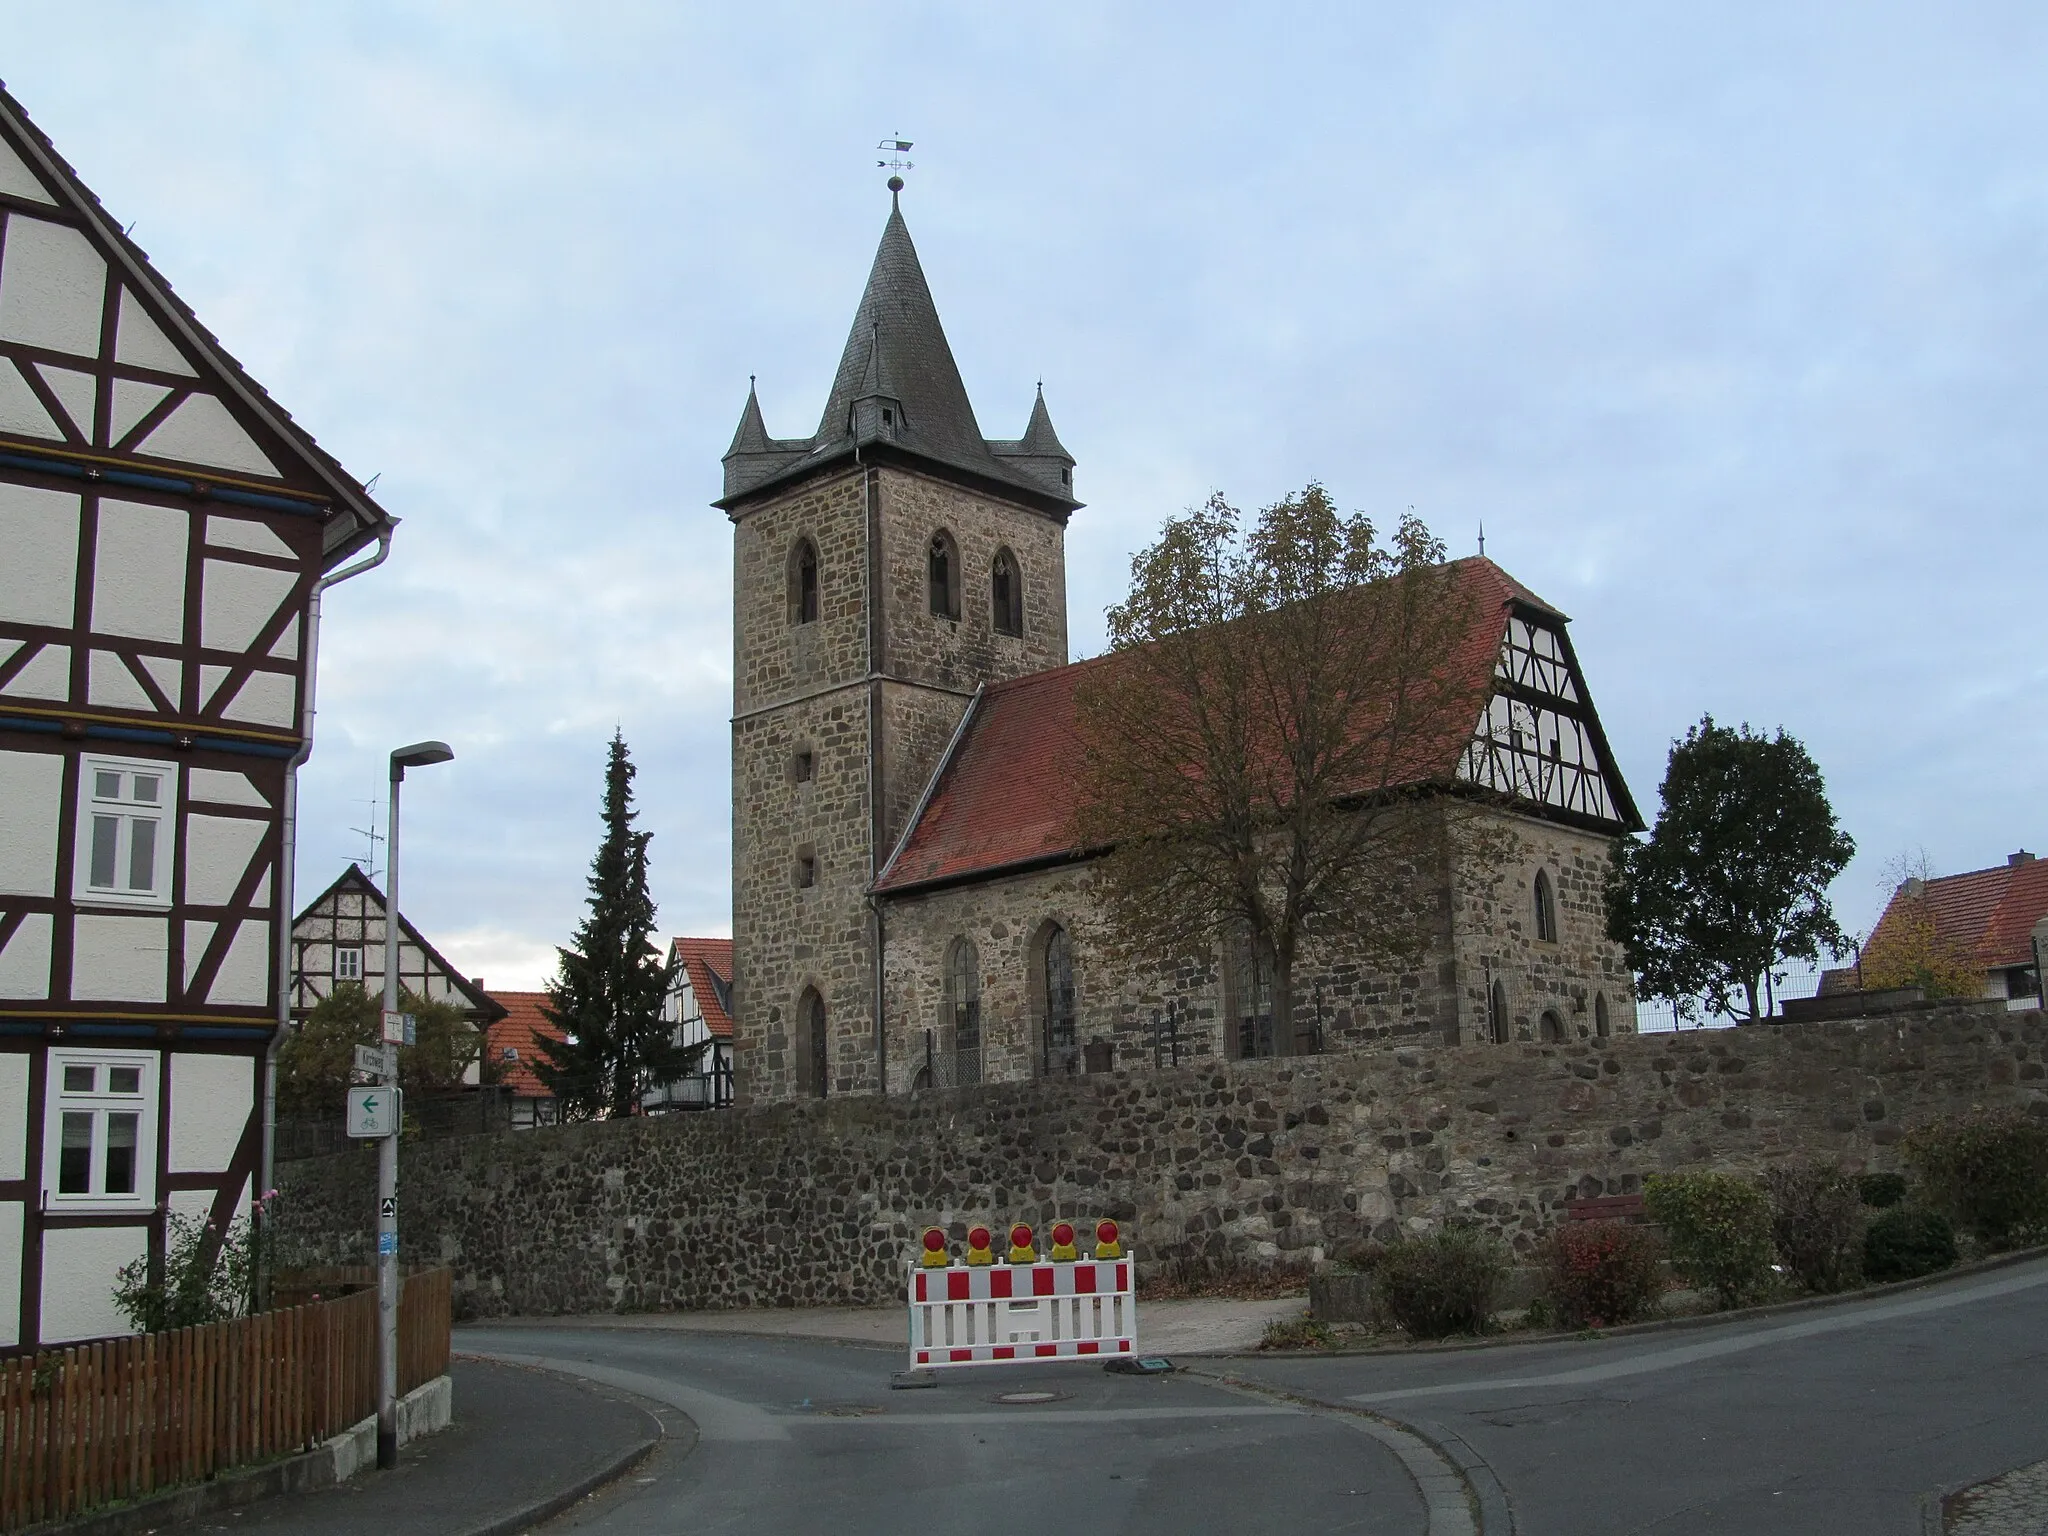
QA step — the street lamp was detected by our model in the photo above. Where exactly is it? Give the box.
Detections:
[377,739,452,1470]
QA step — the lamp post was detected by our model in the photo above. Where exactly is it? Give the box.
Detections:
[378,739,453,1471]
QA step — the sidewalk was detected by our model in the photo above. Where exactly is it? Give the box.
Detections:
[466,1293,1309,1356]
[157,1358,662,1536]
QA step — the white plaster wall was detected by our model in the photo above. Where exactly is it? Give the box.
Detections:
[0,482,81,627]
[169,1053,251,1172]
[219,670,297,728]
[206,515,291,560]
[0,643,69,701]
[0,138,54,203]
[138,394,278,478]
[0,214,106,357]
[116,288,196,376]
[0,1054,26,1180]
[181,919,216,989]
[201,559,295,652]
[109,378,171,443]
[188,768,267,808]
[92,500,189,644]
[41,1225,146,1343]
[87,649,153,711]
[0,358,61,438]
[72,915,169,1003]
[184,814,264,906]
[0,749,63,896]
[207,919,270,1007]
[0,914,52,1000]
[39,365,96,440]
[0,1202,20,1348]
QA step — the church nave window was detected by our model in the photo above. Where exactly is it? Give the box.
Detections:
[991,547,1024,637]
[1034,922,1077,1075]
[929,530,961,621]
[1534,869,1558,944]
[789,538,820,626]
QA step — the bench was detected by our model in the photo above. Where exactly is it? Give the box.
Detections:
[1565,1193,1647,1224]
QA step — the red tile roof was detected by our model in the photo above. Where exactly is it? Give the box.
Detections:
[483,991,565,1099]
[875,557,1581,894]
[671,938,735,1039]
[1872,856,2048,971]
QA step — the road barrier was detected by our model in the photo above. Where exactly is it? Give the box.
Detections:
[908,1221,1135,1370]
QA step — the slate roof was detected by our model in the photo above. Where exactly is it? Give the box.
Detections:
[0,80,394,569]
[873,557,1603,895]
[482,991,563,1099]
[717,193,1079,515]
[671,937,734,1040]
[1869,855,2048,971]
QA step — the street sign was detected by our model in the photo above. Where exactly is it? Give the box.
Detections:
[380,1196,397,1220]
[378,1231,397,1256]
[353,1044,388,1078]
[380,1010,412,1045]
[347,1085,401,1138]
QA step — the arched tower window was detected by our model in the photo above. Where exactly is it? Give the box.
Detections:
[1040,924,1077,1075]
[1534,870,1557,943]
[944,937,982,1084]
[991,547,1024,637]
[928,530,960,621]
[1489,980,1508,1045]
[1594,992,1611,1038]
[797,987,827,1098]
[789,538,819,626]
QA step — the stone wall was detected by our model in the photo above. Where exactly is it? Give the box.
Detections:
[275,1002,2047,1321]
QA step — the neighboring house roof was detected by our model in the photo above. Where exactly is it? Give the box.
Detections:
[873,556,1631,896]
[671,937,735,1040]
[292,864,507,1023]
[716,193,1078,515]
[1869,854,2048,973]
[0,83,392,569]
[484,991,563,1099]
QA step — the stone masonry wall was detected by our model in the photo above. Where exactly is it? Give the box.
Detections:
[275,1002,2046,1320]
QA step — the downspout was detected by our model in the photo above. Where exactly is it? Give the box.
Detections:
[262,526,394,1256]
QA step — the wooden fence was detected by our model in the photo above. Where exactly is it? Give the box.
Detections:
[0,1268,451,1531]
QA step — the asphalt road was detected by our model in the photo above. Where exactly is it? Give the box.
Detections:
[459,1255,2048,1536]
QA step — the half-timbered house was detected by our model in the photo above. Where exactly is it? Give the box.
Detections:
[644,937,734,1112]
[0,87,393,1348]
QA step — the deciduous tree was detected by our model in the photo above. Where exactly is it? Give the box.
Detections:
[1072,485,1498,1054]
[534,732,694,1118]
[1858,852,1981,999]
[1606,716,1854,1021]
[276,982,476,1112]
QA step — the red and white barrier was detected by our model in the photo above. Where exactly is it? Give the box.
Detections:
[908,1257,1137,1369]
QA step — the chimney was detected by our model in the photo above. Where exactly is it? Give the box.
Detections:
[2010,851,2035,867]
[471,977,485,990]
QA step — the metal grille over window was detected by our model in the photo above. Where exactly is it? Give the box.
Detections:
[944,938,982,1086]
[1229,930,1277,1059]
[1042,926,1076,1074]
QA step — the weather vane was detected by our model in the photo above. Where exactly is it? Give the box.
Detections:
[877,135,914,189]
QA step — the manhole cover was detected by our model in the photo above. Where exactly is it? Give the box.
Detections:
[993,1390,1065,1405]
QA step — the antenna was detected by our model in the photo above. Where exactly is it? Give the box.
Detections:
[876,134,914,187]
[349,795,387,885]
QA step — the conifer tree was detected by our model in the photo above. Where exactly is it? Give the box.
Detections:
[534,732,693,1119]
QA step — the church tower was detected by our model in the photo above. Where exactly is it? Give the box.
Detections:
[717,186,1079,1103]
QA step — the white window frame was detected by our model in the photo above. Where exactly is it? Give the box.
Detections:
[42,1047,159,1213]
[74,754,178,909]
[333,946,364,983]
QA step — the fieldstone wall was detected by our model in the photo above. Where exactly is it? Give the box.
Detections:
[274,1001,2048,1321]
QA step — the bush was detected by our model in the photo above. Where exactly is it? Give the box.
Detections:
[1644,1172,1778,1308]
[1863,1207,1958,1282]
[1260,1316,1334,1350]
[1539,1220,1664,1328]
[1858,1172,1908,1209]
[1901,1108,2048,1250]
[113,1208,258,1333]
[1372,1227,1510,1339]
[1761,1163,1865,1293]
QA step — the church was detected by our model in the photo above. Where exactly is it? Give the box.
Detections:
[718,186,1643,1105]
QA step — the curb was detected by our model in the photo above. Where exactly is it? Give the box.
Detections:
[445,1363,664,1536]
[1242,1242,2048,1360]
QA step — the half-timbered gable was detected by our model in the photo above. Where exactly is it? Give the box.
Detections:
[289,865,506,1036]
[0,85,392,1348]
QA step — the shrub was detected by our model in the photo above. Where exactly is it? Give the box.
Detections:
[1761,1163,1865,1293]
[1901,1108,2048,1250]
[113,1209,257,1333]
[1858,1172,1908,1209]
[1863,1207,1958,1282]
[1371,1227,1510,1339]
[1260,1316,1334,1350]
[1644,1171,1777,1308]
[1539,1220,1664,1328]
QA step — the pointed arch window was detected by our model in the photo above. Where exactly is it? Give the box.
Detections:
[1539,1009,1565,1043]
[1594,992,1611,1038]
[797,987,827,1098]
[929,530,960,621]
[1225,926,1276,1059]
[1489,980,1509,1045]
[790,538,820,626]
[1040,924,1076,1074]
[1534,870,1558,943]
[991,547,1024,637]
[944,937,982,1084]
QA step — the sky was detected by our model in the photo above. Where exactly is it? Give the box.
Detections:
[5,4,2044,992]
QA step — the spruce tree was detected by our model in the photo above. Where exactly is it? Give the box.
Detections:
[534,732,693,1119]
